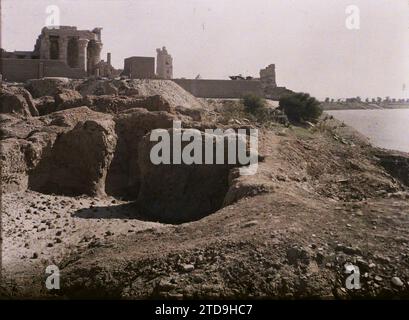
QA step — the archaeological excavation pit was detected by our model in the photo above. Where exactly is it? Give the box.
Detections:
[116,127,253,224]
[23,114,255,224]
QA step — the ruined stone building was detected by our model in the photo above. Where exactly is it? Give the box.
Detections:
[1,26,114,82]
[95,52,120,78]
[123,56,155,79]
[121,47,173,79]
[122,46,173,79]
[156,47,173,79]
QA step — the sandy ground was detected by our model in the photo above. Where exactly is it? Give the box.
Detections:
[2,191,165,283]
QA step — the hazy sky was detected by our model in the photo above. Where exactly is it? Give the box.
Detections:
[1,0,409,99]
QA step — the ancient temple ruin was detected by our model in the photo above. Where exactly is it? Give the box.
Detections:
[0,26,114,81]
[1,25,291,100]
[37,26,103,73]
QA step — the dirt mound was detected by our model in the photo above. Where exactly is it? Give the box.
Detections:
[126,79,207,110]
[76,79,207,110]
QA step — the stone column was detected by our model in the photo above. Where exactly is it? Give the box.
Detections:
[77,38,89,72]
[58,37,68,64]
[40,36,50,60]
[88,41,103,75]
[94,42,103,65]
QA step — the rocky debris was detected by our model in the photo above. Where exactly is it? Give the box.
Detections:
[0,114,50,192]
[30,116,117,196]
[335,244,362,255]
[391,277,404,287]
[175,106,203,121]
[286,246,310,265]
[54,89,84,111]
[76,78,118,96]
[0,85,38,117]
[0,103,190,199]
[180,264,195,272]
[34,96,55,116]
[25,77,70,98]
[0,107,108,193]
[11,78,209,118]
[0,138,31,192]
[141,95,173,112]
[242,220,259,228]
[83,94,174,114]
[157,279,177,291]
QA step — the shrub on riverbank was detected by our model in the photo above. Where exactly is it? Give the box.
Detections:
[279,92,322,123]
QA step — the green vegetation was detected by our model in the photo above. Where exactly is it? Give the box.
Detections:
[279,92,322,123]
[216,93,289,128]
[241,93,266,114]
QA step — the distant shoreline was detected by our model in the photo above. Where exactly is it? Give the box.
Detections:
[321,102,409,111]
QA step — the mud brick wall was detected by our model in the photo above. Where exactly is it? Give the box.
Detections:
[172,79,264,98]
[0,58,86,82]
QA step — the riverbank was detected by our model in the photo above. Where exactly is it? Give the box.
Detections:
[327,109,409,153]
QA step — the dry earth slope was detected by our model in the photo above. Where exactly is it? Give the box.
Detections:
[1,78,408,299]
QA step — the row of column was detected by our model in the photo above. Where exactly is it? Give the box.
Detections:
[40,36,102,73]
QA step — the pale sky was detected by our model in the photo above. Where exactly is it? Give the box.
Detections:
[1,0,409,100]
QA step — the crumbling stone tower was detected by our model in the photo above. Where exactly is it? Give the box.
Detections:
[260,64,277,89]
[156,46,173,79]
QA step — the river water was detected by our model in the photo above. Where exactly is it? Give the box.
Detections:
[327,109,409,153]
